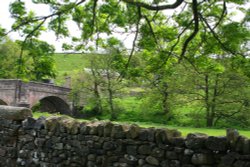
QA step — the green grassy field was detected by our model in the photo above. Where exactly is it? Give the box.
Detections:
[54,53,90,85]
[54,53,89,72]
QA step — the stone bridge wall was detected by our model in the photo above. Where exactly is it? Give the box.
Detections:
[27,81,71,107]
[0,107,249,167]
[0,79,20,105]
[0,79,72,114]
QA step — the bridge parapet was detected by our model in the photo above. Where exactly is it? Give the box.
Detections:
[0,79,72,114]
[28,81,71,94]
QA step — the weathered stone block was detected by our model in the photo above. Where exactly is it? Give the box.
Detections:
[191,153,214,165]
[205,136,227,151]
[103,141,117,150]
[233,160,249,167]
[235,136,248,153]
[103,122,114,137]
[138,145,152,155]
[185,133,208,149]
[126,145,137,155]
[152,148,164,158]
[166,151,178,160]
[22,117,36,130]
[126,124,140,139]
[146,156,159,166]
[155,129,167,144]
[34,116,46,130]
[139,129,150,141]
[0,106,32,121]
[124,154,138,164]
[166,129,182,143]
[227,129,239,148]
[0,148,6,156]
[111,124,125,139]
[171,137,185,147]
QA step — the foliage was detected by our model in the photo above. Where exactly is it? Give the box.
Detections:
[20,38,56,81]
[0,37,56,81]
[70,40,127,120]
[6,0,249,60]
[0,37,21,78]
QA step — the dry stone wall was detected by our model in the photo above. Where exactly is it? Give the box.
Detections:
[0,106,250,167]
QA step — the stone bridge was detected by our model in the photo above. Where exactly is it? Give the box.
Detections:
[0,79,72,115]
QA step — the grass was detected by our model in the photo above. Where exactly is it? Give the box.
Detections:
[32,111,250,138]
[54,53,89,72]
[33,111,59,118]
[136,122,250,137]
[53,53,91,85]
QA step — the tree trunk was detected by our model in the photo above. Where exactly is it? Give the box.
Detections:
[162,91,169,115]
[106,71,116,120]
[205,74,219,127]
[93,81,102,114]
[91,64,103,114]
[209,74,219,127]
[204,74,212,127]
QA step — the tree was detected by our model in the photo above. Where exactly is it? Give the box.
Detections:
[71,37,126,120]
[5,0,249,65]
[0,37,56,81]
[71,56,105,117]
[0,37,21,78]
[20,38,56,81]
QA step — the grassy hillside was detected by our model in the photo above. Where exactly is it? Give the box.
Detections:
[54,53,89,72]
[53,53,90,84]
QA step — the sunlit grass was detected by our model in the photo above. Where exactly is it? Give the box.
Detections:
[133,122,250,137]
[32,111,59,118]
[54,53,89,72]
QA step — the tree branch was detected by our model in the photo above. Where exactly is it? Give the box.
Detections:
[213,0,227,30]
[118,6,141,80]
[200,14,246,57]
[121,0,184,11]
[179,0,199,61]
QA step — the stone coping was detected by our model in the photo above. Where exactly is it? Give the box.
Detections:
[0,105,32,121]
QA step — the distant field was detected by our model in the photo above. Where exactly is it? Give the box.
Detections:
[54,53,89,72]
[53,53,90,84]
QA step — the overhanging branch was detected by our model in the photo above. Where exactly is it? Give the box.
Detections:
[121,0,184,11]
[179,0,199,61]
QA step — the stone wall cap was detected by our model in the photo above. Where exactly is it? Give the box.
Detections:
[0,105,32,121]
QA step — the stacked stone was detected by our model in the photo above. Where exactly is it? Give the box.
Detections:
[0,106,32,167]
[14,116,250,167]
[0,106,250,167]
[0,118,21,166]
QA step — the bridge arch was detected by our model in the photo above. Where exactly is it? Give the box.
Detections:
[31,96,71,115]
[0,99,8,105]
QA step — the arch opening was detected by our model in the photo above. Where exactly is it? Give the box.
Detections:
[32,96,71,115]
[0,99,8,105]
